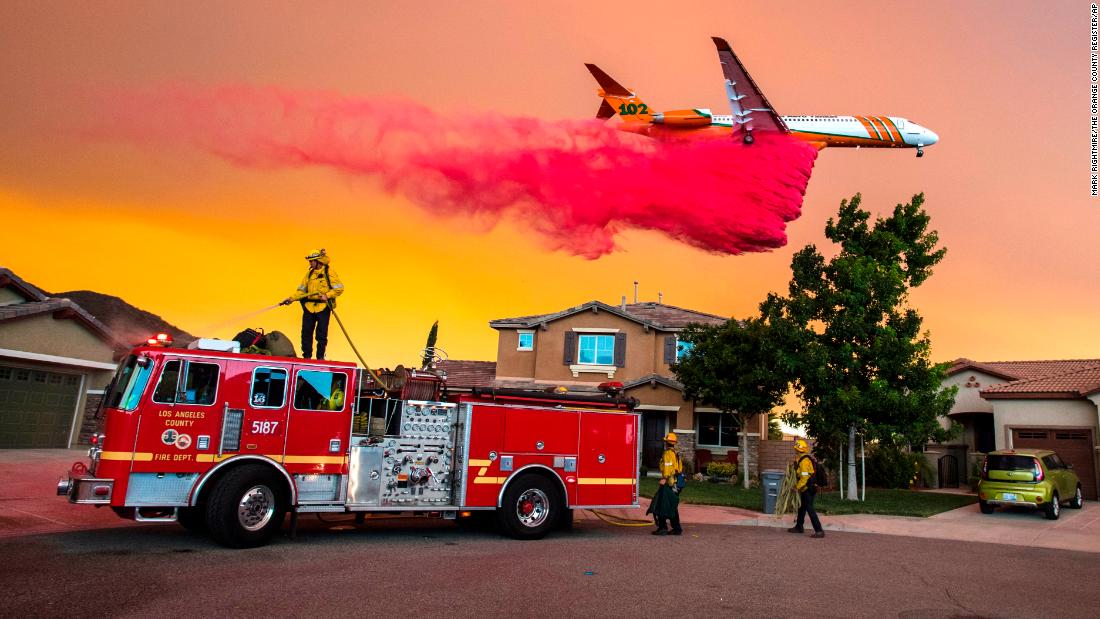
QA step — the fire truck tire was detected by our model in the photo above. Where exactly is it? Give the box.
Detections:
[497,474,560,540]
[557,508,574,531]
[205,465,287,548]
[177,506,206,533]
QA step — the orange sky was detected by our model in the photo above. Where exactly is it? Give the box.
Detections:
[1,1,1097,367]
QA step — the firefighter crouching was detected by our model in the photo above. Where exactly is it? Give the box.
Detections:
[646,432,683,536]
[280,248,344,360]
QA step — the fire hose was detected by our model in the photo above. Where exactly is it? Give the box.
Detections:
[585,510,654,527]
[323,299,387,387]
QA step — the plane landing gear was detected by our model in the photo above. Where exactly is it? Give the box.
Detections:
[916,147,924,158]
[743,131,755,145]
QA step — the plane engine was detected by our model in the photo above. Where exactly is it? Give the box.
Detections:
[652,109,712,127]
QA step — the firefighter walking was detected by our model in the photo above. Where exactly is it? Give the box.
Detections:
[788,439,825,538]
[280,249,344,360]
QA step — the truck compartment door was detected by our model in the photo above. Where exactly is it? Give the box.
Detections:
[577,412,638,507]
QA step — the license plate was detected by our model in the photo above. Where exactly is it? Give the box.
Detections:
[1002,493,1018,501]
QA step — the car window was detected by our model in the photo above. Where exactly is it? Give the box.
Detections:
[294,370,347,411]
[1042,456,1057,470]
[986,455,1035,471]
[1049,454,1067,469]
[251,367,288,408]
[152,360,219,405]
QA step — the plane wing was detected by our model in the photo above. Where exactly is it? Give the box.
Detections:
[712,37,788,135]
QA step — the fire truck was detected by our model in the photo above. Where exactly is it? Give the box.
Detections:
[57,339,641,548]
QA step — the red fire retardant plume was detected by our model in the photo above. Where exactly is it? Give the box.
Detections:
[95,86,818,258]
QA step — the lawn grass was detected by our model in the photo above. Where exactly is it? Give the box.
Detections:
[639,477,977,517]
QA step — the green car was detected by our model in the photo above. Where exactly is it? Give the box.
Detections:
[978,449,1084,520]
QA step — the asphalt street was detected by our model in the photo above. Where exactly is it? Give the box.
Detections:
[4,515,1097,618]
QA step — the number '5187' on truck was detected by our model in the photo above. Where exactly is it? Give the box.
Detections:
[57,340,641,548]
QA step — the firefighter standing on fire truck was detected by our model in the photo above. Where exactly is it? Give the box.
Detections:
[280,249,344,360]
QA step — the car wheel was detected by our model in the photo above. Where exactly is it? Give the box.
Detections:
[496,474,560,540]
[1044,492,1060,520]
[1069,485,1084,509]
[979,500,994,514]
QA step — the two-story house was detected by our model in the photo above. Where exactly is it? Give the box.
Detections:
[486,299,768,474]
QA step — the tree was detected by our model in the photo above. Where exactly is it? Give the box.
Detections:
[762,193,958,500]
[673,317,792,488]
[421,320,439,369]
[768,414,783,441]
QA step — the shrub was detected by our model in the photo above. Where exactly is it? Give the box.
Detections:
[706,461,736,478]
[866,445,923,489]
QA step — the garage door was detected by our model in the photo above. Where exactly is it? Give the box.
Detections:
[1012,428,1097,500]
[0,365,82,448]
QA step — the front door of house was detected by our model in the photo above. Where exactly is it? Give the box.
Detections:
[640,411,667,469]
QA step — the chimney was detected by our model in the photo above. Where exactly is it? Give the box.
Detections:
[621,295,626,311]
[633,281,638,303]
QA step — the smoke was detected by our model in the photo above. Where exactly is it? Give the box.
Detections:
[93,85,818,258]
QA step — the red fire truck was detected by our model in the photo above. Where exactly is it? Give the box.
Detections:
[57,340,641,548]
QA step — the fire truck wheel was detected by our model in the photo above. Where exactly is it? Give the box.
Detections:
[177,506,206,533]
[497,475,560,540]
[206,465,287,548]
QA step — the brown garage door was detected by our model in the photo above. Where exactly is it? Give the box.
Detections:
[1012,428,1097,500]
[0,365,82,448]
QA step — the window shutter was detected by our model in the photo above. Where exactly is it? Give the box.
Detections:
[663,336,676,363]
[614,332,627,367]
[563,331,576,364]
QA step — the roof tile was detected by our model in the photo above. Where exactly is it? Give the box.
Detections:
[437,360,496,389]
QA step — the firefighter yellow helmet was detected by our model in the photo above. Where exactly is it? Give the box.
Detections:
[794,439,809,453]
[664,432,677,444]
[305,248,327,260]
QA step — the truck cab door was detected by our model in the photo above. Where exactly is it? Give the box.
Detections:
[232,362,290,461]
[134,356,225,474]
[283,365,352,479]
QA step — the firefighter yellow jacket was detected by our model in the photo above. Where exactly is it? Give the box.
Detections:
[289,254,344,313]
[659,448,682,483]
[795,455,815,492]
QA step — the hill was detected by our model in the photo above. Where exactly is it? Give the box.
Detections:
[53,290,196,349]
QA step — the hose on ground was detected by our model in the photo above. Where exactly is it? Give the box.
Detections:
[586,509,654,527]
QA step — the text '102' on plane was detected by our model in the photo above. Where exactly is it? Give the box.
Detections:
[586,37,939,157]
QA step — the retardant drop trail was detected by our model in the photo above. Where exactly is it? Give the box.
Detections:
[92,86,819,258]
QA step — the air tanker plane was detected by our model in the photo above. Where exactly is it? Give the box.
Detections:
[586,37,939,157]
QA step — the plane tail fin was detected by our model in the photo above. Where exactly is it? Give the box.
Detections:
[584,63,653,124]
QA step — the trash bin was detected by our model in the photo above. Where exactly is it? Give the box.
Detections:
[761,469,784,515]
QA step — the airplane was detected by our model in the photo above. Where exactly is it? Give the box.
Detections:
[585,37,939,157]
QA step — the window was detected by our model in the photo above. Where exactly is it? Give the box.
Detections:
[577,334,615,365]
[32,371,47,383]
[0,367,10,380]
[517,330,534,351]
[15,369,29,381]
[105,355,152,411]
[250,367,288,408]
[152,360,220,405]
[697,412,739,448]
[676,340,694,361]
[294,370,347,411]
[985,455,1035,471]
